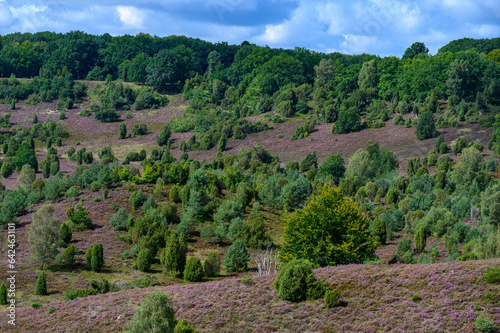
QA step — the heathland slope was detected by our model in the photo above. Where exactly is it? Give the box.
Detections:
[4,258,500,333]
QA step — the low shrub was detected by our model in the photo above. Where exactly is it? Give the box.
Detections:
[325,289,340,308]
[183,257,204,282]
[475,314,496,333]
[31,302,43,309]
[273,259,327,302]
[204,250,221,277]
[484,266,500,284]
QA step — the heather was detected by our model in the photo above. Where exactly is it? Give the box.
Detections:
[3,259,500,332]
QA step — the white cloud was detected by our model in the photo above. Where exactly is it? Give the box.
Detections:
[0,3,13,26]
[9,4,63,32]
[116,6,146,29]
[341,34,378,54]
[471,24,500,36]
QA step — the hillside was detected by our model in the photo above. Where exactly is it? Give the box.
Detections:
[3,259,500,332]
[0,33,500,333]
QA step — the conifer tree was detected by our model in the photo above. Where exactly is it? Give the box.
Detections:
[415,226,427,253]
[119,123,127,139]
[35,271,47,295]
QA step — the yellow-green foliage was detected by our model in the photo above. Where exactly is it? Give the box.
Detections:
[280,186,376,267]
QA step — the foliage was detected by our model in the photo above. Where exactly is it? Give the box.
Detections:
[415,112,438,140]
[325,289,341,308]
[183,257,204,282]
[110,207,130,231]
[58,223,72,245]
[475,314,496,333]
[273,259,327,302]
[415,226,427,253]
[223,240,249,273]
[35,271,47,296]
[317,153,345,183]
[484,266,500,284]
[0,283,7,305]
[204,250,221,277]
[136,248,153,272]
[128,290,177,333]
[335,107,361,133]
[130,190,146,210]
[174,319,195,333]
[88,243,104,272]
[281,186,375,267]
[28,204,60,270]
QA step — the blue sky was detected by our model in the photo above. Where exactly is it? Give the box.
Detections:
[0,0,499,56]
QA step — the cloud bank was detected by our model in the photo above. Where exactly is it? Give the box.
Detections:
[0,0,499,56]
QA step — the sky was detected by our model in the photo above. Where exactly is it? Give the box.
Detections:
[0,0,499,56]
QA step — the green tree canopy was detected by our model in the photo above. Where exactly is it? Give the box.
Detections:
[280,186,375,267]
[403,42,429,60]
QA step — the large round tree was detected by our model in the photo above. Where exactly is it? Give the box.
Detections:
[280,186,375,267]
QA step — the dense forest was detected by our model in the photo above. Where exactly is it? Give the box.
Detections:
[1,32,500,332]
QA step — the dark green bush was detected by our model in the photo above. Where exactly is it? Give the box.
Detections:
[223,240,249,273]
[475,314,496,333]
[273,259,327,302]
[324,289,340,308]
[130,190,146,210]
[0,282,7,305]
[135,248,153,272]
[35,271,47,295]
[59,223,72,244]
[485,266,500,284]
[183,257,204,282]
[203,250,221,277]
[174,319,194,333]
[110,207,130,231]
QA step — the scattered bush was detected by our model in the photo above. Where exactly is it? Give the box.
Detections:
[174,319,195,333]
[183,257,204,282]
[130,190,146,210]
[31,302,43,309]
[0,282,7,305]
[325,289,341,308]
[204,250,221,277]
[35,271,47,296]
[484,266,500,284]
[128,290,177,333]
[110,207,130,231]
[223,240,249,273]
[475,314,496,333]
[273,259,327,302]
[135,248,153,272]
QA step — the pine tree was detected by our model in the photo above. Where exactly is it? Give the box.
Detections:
[32,114,38,124]
[35,271,47,295]
[223,240,249,272]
